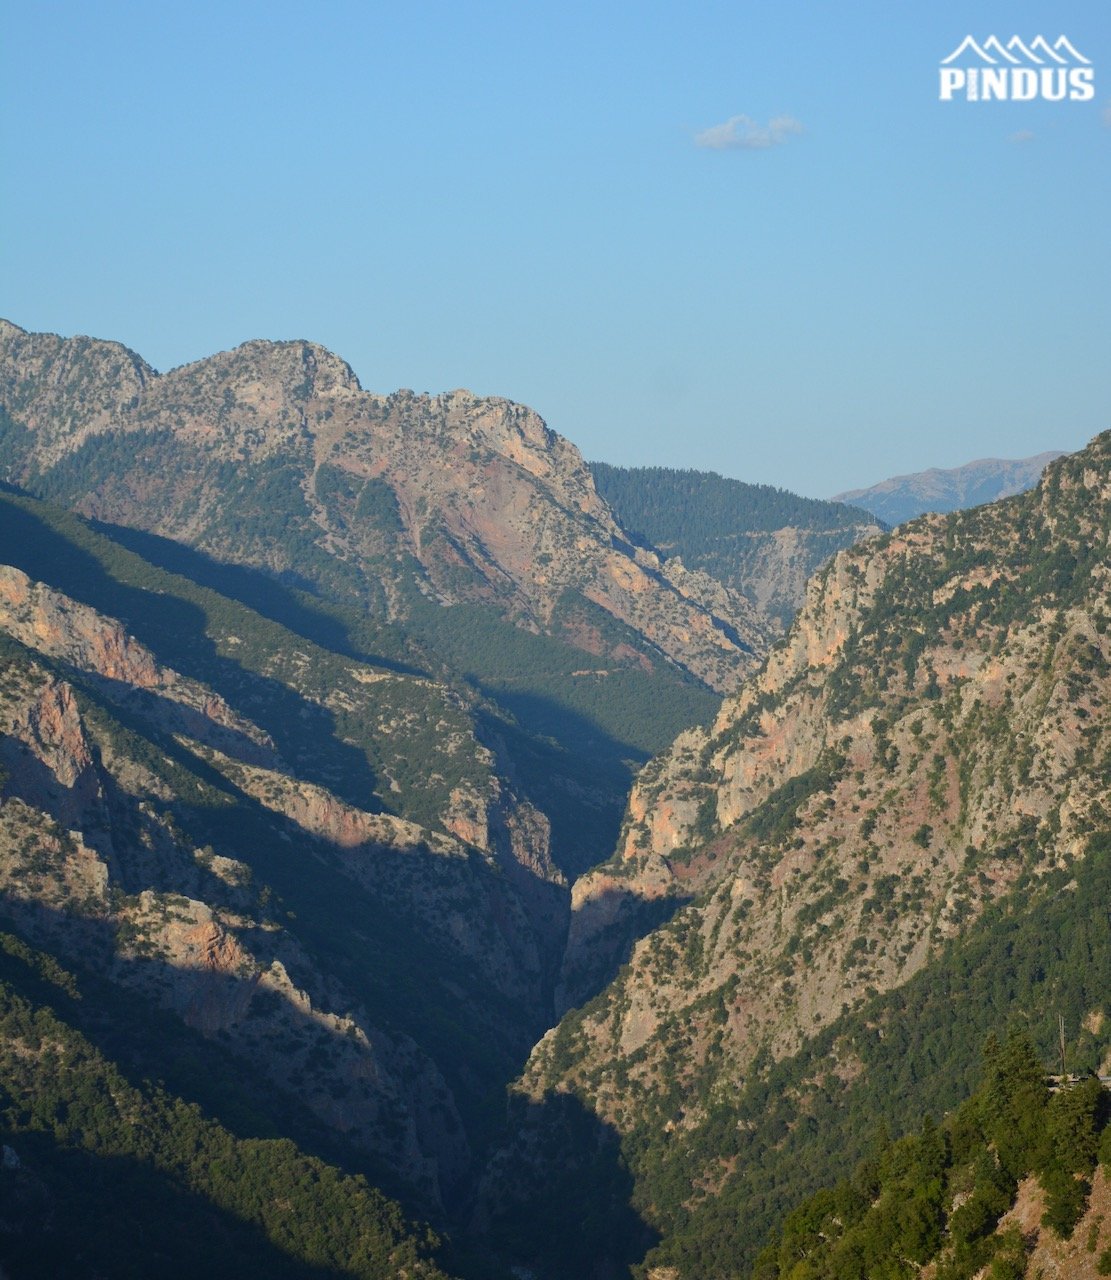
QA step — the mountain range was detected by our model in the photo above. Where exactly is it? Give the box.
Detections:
[1,319,1107,1280]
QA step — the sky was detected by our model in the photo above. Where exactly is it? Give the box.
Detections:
[2,0,1109,497]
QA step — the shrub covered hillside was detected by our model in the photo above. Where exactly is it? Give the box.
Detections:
[0,501,579,1266]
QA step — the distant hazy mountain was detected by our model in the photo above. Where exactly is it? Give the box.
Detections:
[832,450,1065,525]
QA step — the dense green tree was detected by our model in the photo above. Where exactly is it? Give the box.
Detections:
[742,1026,1110,1280]
[980,1029,1049,1177]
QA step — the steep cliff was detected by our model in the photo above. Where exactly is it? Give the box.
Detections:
[488,432,1111,1277]
[560,436,1110,1014]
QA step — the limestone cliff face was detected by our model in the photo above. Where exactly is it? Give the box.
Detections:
[308,385,765,689]
[0,669,110,898]
[530,435,1111,1149]
[728,524,879,627]
[0,321,766,693]
[110,890,472,1199]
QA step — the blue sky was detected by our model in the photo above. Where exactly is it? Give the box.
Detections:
[2,1,1108,496]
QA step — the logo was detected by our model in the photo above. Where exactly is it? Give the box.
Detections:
[939,35,1095,102]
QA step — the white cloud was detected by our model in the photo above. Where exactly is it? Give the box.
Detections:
[694,114,803,151]
[1009,129,1036,144]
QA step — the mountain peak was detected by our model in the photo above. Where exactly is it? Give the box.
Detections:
[167,335,363,401]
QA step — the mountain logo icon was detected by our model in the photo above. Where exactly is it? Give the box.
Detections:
[939,35,1095,101]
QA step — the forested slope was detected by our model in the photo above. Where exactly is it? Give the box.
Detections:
[590,462,881,627]
[753,1029,1111,1280]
